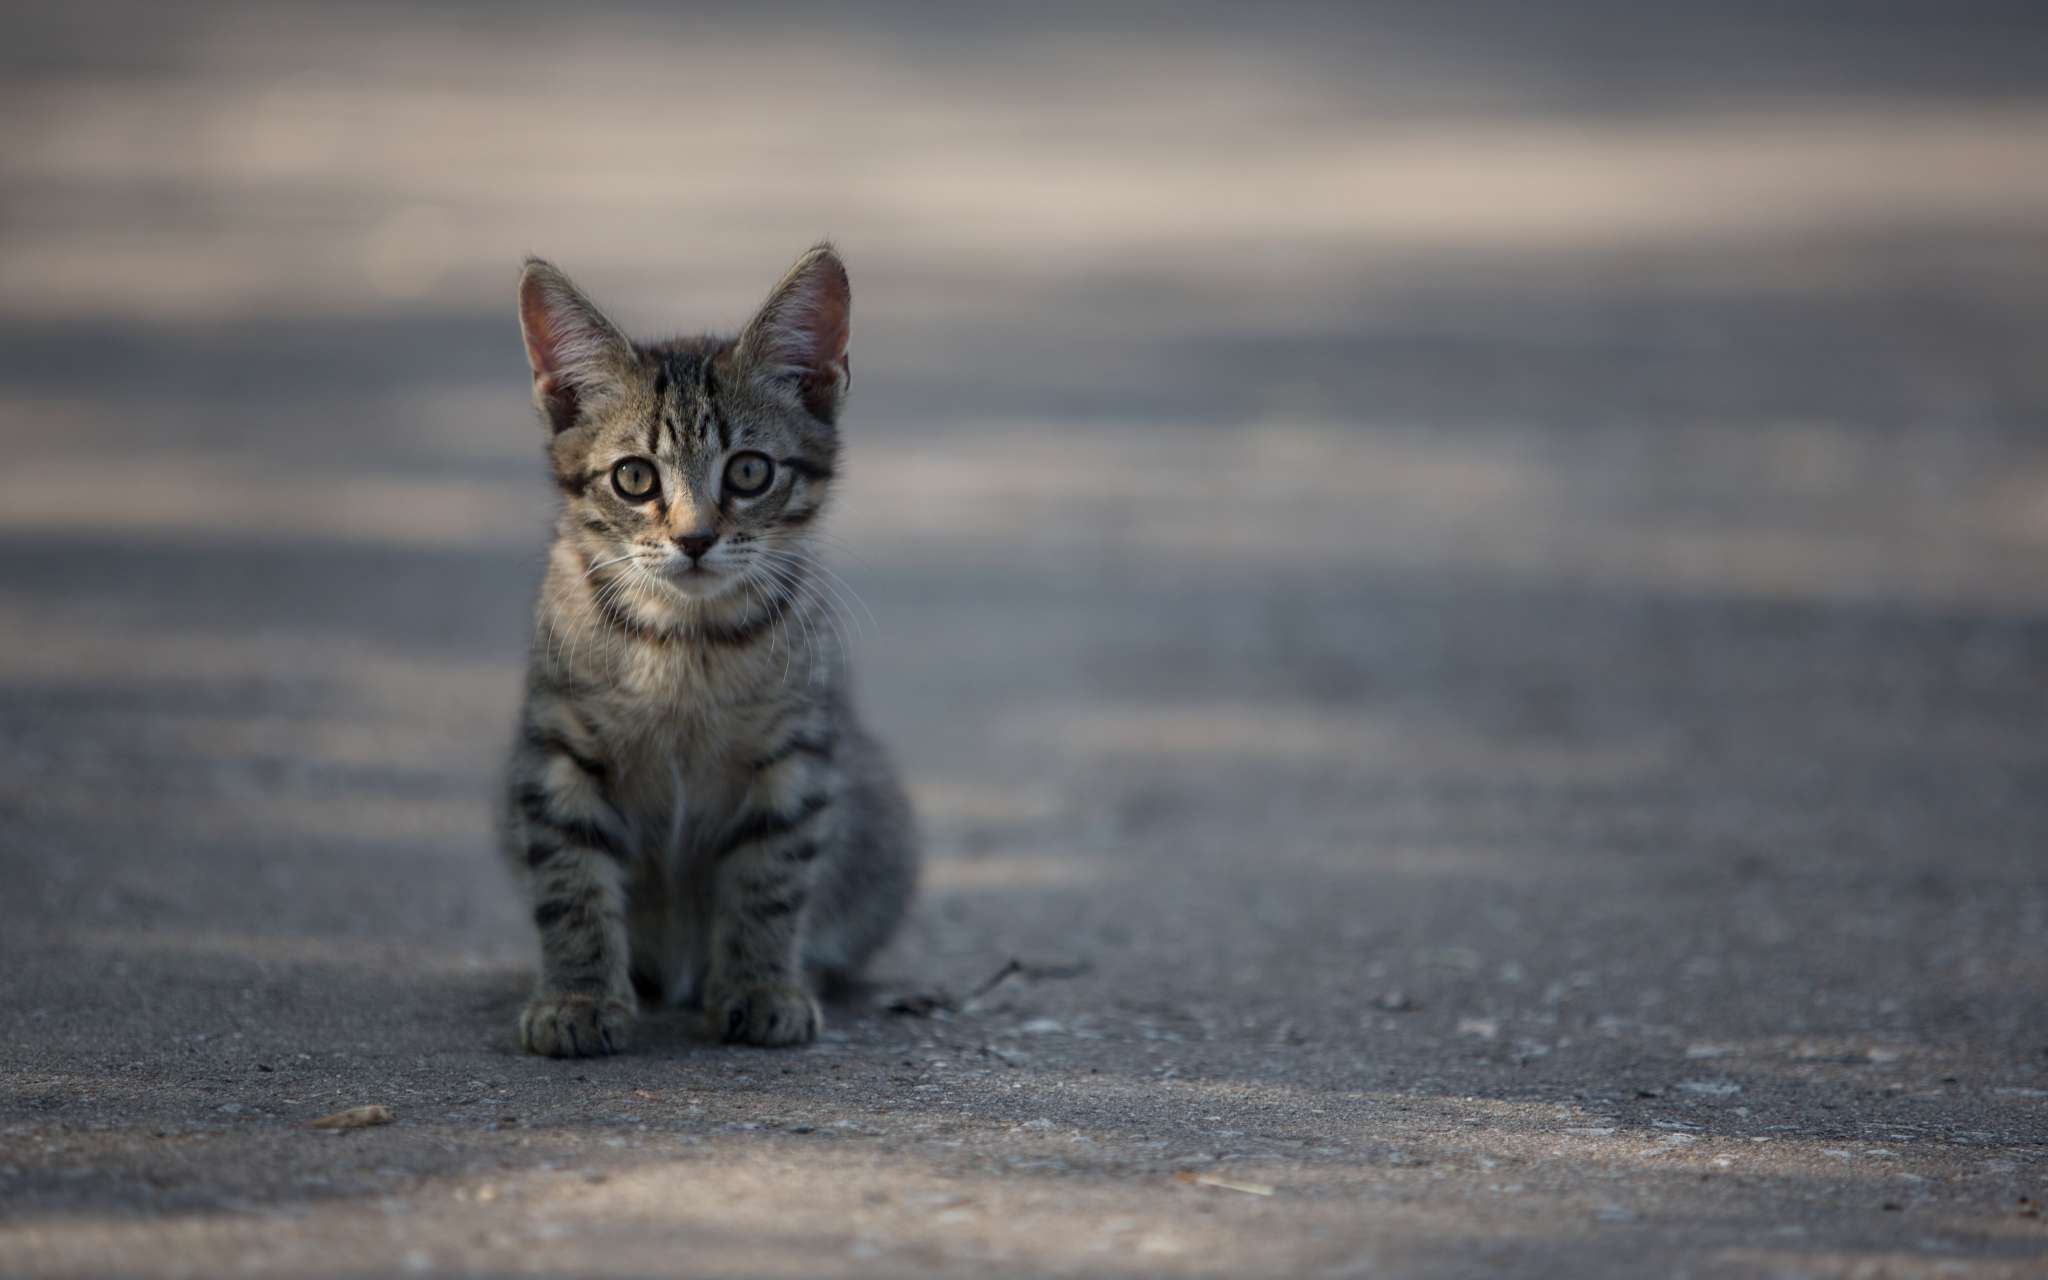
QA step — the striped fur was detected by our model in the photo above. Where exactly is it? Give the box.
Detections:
[500,244,917,1056]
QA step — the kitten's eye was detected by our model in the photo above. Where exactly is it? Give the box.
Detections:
[611,458,659,502]
[724,451,774,497]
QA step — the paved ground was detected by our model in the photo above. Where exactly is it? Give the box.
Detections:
[2,3,2046,1276]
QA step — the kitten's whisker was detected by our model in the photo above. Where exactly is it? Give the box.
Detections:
[754,547,868,645]
[575,565,641,673]
[751,554,845,648]
[813,593,852,679]
[786,540,876,634]
[752,559,835,686]
[564,576,605,672]
[619,565,659,671]
[541,599,565,668]
[773,545,877,639]
[743,576,794,685]
[582,552,647,580]
[560,551,653,669]
[751,561,820,673]
[794,570,854,681]
[765,582,795,685]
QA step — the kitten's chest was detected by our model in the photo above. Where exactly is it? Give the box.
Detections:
[604,692,771,853]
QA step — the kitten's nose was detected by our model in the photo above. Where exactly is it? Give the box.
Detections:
[674,531,718,561]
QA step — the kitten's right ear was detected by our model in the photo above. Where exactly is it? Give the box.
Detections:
[517,259,636,434]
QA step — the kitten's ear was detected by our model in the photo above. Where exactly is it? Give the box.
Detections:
[517,258,636,434]
[734,243,851,425]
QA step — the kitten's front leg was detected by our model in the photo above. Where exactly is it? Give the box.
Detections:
[509,733,637,1057]
[704,752,835,1046]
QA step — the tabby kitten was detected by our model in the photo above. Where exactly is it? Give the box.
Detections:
[500,244,916,1056]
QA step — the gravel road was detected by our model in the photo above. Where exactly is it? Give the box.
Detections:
[2,4,2045,1275]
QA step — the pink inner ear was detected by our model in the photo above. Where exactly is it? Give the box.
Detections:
[760,248,850,372]
[807,280,850,367]
[771,256,850,424]
[791,275,849,422]
[519,278,588,432]
[519,278,568,381]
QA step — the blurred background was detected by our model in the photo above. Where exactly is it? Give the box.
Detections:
[3,2,2046,1274]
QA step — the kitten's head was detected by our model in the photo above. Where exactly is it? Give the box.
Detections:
[516,244,849,609]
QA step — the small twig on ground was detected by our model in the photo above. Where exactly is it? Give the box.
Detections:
[967,956,1092,1002]
[882,956,1092,1018]
[966,959,1024,1002]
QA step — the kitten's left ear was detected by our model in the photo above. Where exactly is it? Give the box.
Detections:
[734,243,851,425]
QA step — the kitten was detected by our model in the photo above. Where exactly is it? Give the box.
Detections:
[500,244,917,1056]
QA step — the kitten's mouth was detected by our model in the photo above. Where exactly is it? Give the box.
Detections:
[653,560,736,600]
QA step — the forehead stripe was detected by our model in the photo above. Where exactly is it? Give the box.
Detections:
[644,365,667,456]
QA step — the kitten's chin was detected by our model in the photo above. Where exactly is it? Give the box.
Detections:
[653,568,729,603]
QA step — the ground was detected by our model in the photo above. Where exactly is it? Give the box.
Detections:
[1,3,2045,1276]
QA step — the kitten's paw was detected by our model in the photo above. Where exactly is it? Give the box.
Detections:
[519,993,633,1058]
[707,981,821,1047]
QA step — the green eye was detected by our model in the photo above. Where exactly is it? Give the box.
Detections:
[611,458,659,501]
[724,451,774,497]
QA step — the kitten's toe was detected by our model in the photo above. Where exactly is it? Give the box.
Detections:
[519,992,634,1058]
[707,981,821,1047]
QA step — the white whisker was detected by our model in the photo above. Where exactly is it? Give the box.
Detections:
[750,557,833,685]
[752,547,864,648]
[765,544,877,638]
[583,551,647,579]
